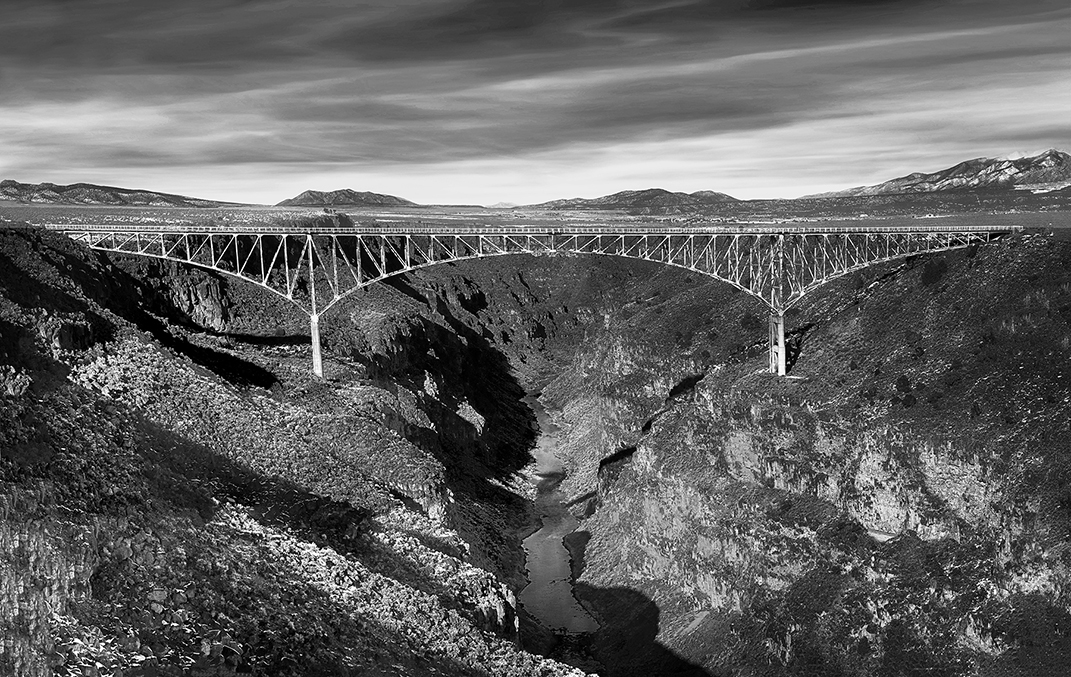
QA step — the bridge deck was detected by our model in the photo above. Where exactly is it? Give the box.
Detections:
[48,223,1022,236]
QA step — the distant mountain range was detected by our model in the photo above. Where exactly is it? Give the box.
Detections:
[276,189,417,207]
[807,149,1071,198]
[0,179,229,207]
[527,188,738,210]
[4,149,1068,211]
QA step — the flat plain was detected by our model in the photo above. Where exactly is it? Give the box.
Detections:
[3,201,1070,233]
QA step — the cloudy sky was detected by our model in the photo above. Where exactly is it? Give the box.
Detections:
[1,0,1068,205]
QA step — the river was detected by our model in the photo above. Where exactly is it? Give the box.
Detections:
[519,394,600,635]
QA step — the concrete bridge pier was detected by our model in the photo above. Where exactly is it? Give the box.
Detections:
[307,234,324,378]
[768,312,786,376]
[310,314,323,378]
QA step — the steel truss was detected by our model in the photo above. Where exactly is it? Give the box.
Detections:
[59,224,1017,376]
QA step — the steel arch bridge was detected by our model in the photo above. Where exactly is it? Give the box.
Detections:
[55,223,1017,377]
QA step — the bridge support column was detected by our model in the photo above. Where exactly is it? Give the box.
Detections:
[310,314,323,378]
[768,312,786,376]
[306,234,324,378]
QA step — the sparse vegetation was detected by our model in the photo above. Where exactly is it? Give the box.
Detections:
[2,212,1071,676]
[0,225,586,677]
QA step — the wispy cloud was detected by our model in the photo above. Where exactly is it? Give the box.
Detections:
[0,0,1068,203]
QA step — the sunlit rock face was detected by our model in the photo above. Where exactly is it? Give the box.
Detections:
[110,257,231,331]
[535,233,1071,676]
[346,234,1071,676]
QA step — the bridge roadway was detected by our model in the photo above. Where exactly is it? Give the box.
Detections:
[50,221,1020,377]
[49,222,1013,235]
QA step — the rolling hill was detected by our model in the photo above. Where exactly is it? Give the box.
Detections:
[528,188,738,210]
[0,179,230,207]
[276,189,418,207]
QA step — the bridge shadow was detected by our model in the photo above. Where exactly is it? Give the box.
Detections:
[574,583,712,677]
[0,246,117,363]
[785,321,816,373]
[0,241,276,392]
[16,399,495,675]
[0,230,263,394]
[35,224,536,585]
[55,243,283,389]
[203,329,311,347]
[136,413,492,614]
[152,329,279,389]
[554,524,710,676]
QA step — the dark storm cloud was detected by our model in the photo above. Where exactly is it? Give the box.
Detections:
[0,0,1068,203]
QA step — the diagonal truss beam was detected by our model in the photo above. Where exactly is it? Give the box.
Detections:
[57,223,1019,376]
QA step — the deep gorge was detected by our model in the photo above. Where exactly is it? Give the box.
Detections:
[3,225,1071,676]
[519,391,599,636]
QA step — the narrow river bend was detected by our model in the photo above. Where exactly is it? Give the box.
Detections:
[519,394,600,635]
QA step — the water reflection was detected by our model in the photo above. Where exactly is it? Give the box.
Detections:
[520,394,600,634]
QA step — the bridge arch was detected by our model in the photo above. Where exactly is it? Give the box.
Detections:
[316,246,766,317]
[58,224,1016,377]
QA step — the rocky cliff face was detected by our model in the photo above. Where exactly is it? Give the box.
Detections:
[534,232,1071,675]
[187,230,1071,675]
[110,258,232,331]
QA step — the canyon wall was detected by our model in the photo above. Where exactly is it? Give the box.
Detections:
[3,223,1069,676]
[540,233,1071,676]
[0,227,588,677]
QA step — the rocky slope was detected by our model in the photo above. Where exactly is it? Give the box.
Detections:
[0,180,229,207]
[0,225,588,676]
[809,149,1071,197]
[321,235,1071,674]
[276,189,417,207]
[529,231,1071,675]
[3,216,1070,676]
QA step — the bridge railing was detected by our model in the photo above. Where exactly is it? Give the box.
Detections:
[48,223,1021,236]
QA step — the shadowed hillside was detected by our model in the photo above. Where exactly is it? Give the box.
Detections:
[0,225,588,677]
[2,221,1070,676]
